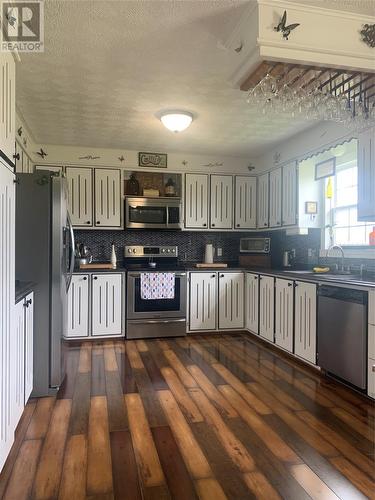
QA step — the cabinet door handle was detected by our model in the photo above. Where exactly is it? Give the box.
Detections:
[220,274,224,278]
[254,276,258,280]
[96,221,100,224]
[86,221,91,224]
[372,365,375,373]
[93,276,98,280]
[288,282,292,287]
[83,277,87,280]
[212,223,215,227]
[236,224,240,227]
[13,153,20,161]
[203,223,207,227]
[211,274,216,278]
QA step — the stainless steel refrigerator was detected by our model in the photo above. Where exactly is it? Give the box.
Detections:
[15,171,75,397]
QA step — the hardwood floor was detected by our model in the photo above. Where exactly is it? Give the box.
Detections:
[1,332,374,499]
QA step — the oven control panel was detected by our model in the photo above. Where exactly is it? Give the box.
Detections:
[124,245,178,257]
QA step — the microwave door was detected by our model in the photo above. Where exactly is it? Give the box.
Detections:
[127,203,167,228]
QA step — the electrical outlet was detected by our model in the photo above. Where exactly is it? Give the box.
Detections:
[217,247,222,257]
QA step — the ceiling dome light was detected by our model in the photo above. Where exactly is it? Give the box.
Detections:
[160,111,193,133]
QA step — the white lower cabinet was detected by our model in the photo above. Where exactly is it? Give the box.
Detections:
[259,275,274,342]
[24,293,34,405]
[92,274,122,336]
[66,273,123,339]
[275,279,293,353]
[368,358,375,399]
[245,273,259,334]
[67,275,89,337]
[13,300,25,426]
[189,273,217,331]
[218,272,244,329]
[294,281,317,364]
[368,291,375,399]
[1,292,34,472]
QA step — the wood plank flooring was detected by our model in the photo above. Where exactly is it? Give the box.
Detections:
[1,332,374,499]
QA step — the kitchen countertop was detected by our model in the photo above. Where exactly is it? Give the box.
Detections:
[15,280,36,303]
[242,268,375,289]
[73,266,127,273]
[72,263,375,288]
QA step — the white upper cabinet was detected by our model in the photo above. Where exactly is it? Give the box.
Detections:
[294,281,317,364]
[257,173,269,229]
[357,128,375,221]
[282,162,298,226]
[275,278,293,353]
[234,176,257,229]
[94,168,121,227]
[245,273,259,334]
[66,167,93,227]
[218,272,244,329]
[0,53,15,167]
[66,275,90,338]
[269,168,282,228]
[185,174,209,228]
[189,272,217,331]
[92,274,122,336]
[210,175,233,229]
[259,275,274,342]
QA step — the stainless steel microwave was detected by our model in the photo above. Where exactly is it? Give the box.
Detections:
[240,237,270,253]
[125,196,182,230]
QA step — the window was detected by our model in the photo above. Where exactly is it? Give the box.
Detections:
[324,159,374,248]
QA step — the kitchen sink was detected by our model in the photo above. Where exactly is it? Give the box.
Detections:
[315,274,361,281]
[286,271,361,281]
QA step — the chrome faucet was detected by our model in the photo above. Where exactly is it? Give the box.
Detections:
[328,244,345,272]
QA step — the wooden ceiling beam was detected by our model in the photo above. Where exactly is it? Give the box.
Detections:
[240,61,272,91]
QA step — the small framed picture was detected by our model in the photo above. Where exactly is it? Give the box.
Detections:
[138,152,167,168]
[315,157,336,180]
[305,201,318,214]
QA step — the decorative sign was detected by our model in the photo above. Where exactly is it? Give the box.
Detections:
[305,201,318,215]
[315,157,336,180]
[138,152,167,168]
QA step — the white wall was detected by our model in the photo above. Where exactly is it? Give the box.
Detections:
[30,142,257,175]
[256,121,354,172]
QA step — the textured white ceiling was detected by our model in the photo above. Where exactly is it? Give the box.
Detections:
[16,0,356,157]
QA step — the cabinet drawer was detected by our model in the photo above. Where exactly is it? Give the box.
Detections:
[369,324,375,360]
[368,357,375,399]
[369,290,375,325]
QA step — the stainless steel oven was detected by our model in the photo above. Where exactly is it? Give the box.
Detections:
[126,271,187,339]
[125,196,182,229]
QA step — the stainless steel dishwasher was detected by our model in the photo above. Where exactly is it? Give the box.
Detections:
[317,285,367,390]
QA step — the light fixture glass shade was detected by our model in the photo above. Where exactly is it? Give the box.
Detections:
[160,112,193,132]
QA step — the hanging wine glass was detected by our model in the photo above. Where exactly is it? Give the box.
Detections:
[259,74,278,100]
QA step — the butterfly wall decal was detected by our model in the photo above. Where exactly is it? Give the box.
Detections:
[274,10,300,40]
[36,148,48,159]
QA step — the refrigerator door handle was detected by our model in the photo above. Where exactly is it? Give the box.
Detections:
[66,212,75,291]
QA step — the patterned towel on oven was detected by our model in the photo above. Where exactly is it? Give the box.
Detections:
[140,272,175,300]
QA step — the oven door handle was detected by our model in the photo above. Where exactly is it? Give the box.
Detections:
[129,318,186,324]
[128,272,186,278]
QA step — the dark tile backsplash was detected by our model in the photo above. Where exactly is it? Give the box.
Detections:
[75,230,251,263]
[74,228,322,267]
